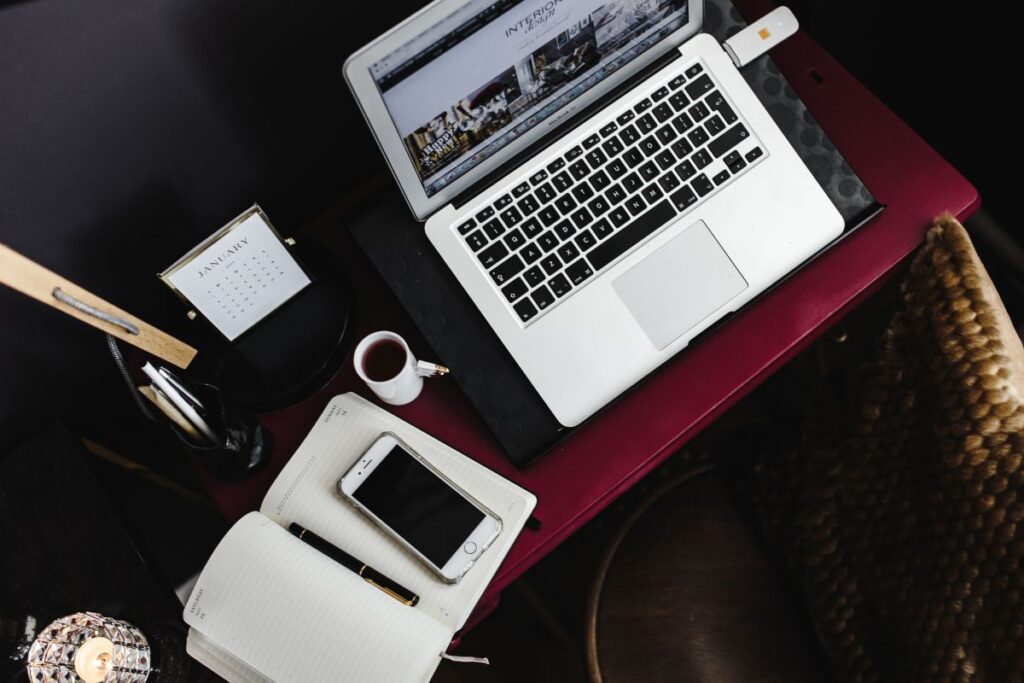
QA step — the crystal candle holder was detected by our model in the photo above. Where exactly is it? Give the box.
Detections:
[26,612,151,683]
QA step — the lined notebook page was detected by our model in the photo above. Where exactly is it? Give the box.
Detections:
[184,513,450,683]
[260,393,536,632]
[187,630,273,683]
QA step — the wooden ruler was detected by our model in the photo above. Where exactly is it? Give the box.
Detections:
[0,243,197,368]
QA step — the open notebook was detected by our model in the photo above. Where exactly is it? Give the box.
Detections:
[183,393,537,682]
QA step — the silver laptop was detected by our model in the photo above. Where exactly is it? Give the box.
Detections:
[345,0,842,427]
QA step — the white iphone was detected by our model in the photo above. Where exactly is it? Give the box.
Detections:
[337,432,502,584]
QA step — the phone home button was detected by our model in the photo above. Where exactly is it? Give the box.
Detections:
[463,541,478,554]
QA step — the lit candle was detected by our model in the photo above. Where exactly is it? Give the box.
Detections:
[74,636,114,683]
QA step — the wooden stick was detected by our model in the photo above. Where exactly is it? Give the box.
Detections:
[0,243,197,368]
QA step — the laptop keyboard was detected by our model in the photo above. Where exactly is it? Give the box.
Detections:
[453,60,766,326]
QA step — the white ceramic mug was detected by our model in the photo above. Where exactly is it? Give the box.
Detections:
[353,331,448,406]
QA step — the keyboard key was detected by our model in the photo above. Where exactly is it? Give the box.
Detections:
[529,170,548,186]
[706,91,738,123]
[536,182,556,203]
[501,206,522,227]
[712,169,731,186]
[688,101,710,121]
[692,174,714,196]
[512,182,530,197]
[602,137,624,157]
[539,206,559,226]
[655,149,675,170]
[518,194,540,215]
[705,115,726,136]
[623,148,644,168]
[607,159,627,179]
[685,63,703,78]
[609,206,630,227]
[547,158,566,173]
[599,122,618,137]
[520,216,544,237]
[687,127,710,147]
[566,258,594,285]
[575,229,597,251]
[589,199,675,271]
[658,171,680,192]
[591,170,611,191]
[675,159,696,180]
[625,194,647,216]
[554,194,577,214]
[669,91,689,111]
[582,134,601,149]
[639,137,659,157]
[639,161,659,181]
[521,242,543,264]
[456,218,476,235]
[587,195,610,216]
[619,124,640,145]
[566,145,583,160]
[685,73,713,98]
[655,125,677,145]
[634,98,652,113]
[504,227,526,250]
[490,254,524,285]
[745,147,764,162]
[725,151,747,174]
[466,230,487,252]
[636,114,657,133]
[524,265,545,287]
[708,124,750,158]
[616,111,635,125]
[670,185,697,211]
[570,207,593,228]
[705,90,725,109]
[592,218,613,239]
[653,103,673,122]
[606,183,627,204]
[693,149,713,169]
[585,149,607,168]
[623,172,643,193]
[541,254,561,275]
[672,113,694,134]
[717,102,738,124]
[572,183,595,203]
[670,138,693,158]
[669,74,686,89]
[479,241,508,267]
[514,297,538,322]
[558,242,580,263]
[552,171,573,191]
[549,273,572,297]
[502,277,527,302]
[569,160,589,181]
[641,184,664,203]
[554,220,576,241]
[483,218,505,239]
[538,231,559,252]
[652,86,670,101]
[532,285,555,310]
[476,206,495,221]
[495,194,513,210]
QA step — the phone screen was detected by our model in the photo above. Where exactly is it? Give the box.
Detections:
[352,444,485,567]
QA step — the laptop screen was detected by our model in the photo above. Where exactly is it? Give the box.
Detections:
[369,0,690,198]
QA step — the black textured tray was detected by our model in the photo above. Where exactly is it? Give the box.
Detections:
[349,0,882,467]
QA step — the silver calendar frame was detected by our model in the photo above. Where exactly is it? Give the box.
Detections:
[158,203,311,340]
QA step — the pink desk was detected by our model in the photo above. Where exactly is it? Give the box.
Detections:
[196,0,979,630]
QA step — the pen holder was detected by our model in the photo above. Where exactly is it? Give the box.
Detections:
[163,382,272,481]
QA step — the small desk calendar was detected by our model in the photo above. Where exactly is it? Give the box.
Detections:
[160,205,311,341]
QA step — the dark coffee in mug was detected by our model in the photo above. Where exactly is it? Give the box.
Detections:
[362,339,408,382]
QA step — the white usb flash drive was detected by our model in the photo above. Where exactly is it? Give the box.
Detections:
[723,6,799,68]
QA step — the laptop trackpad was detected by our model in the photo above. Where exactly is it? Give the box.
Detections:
[612,220,747,350]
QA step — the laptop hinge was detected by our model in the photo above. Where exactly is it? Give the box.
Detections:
[450,47,684,211]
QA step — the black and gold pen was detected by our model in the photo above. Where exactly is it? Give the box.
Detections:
[288,523,419,606]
